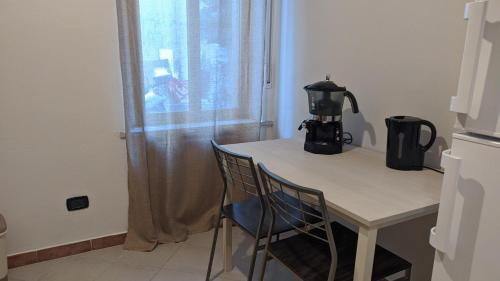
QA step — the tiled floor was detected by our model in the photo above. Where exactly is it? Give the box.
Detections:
[8,227,298,281]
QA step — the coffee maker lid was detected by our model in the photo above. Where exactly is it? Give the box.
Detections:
[304,75,347,92]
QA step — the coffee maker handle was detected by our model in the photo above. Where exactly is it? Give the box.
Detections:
[420,120,437,152]
[344,91,359,113]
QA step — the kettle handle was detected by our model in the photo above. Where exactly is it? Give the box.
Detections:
[420,120,437,151]
[344,91,360,113]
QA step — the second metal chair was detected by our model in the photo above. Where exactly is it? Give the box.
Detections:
[206,140,322,281]
[257,162,412,281]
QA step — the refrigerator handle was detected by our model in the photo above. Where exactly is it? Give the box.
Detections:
[429,149,462,259]
[450,1,488,114]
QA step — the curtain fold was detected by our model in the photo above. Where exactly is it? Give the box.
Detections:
[116,0,267,251]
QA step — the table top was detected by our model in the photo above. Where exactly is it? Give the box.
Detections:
[223,138,443,229]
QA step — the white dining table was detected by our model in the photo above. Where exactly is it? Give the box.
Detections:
[221,138,443,281]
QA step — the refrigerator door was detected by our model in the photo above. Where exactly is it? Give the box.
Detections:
[430,133,500,281]
[452,0,500,137]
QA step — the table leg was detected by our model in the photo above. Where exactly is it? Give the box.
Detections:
[222,218,233,272]
[353,226,378,281]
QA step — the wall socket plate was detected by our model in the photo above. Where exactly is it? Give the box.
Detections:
[66,196,89,211]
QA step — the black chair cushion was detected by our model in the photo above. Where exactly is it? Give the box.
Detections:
[223,191,322,239]
[267,222,411,281]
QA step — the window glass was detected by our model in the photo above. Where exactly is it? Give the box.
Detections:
[139,0,240,114]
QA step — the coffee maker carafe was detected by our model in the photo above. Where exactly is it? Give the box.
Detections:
[299,75,359,154]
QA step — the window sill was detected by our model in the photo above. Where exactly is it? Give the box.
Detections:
[128,119,269,134]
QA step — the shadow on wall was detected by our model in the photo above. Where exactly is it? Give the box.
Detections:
[342,109,377,147]
[421,130,449,169]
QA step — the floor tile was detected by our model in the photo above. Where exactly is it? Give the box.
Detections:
[216,267,248,281]
[94,262,160,281]
[183,227,248,250]
[72,245,124,263]
[8,258,63,281]
[37,256,109,281]
[151,268,238,281]
[116,242,180,268]
[7,278,26,281]
[151,268,205,281]
[155,260,297,281]
[258,260,300,281]
[219,253,299,281]
[166,228,274,278]
[5,227,301,281]
[163,243,223,274]
[182,229,221,249]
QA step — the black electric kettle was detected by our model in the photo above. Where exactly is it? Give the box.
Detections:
[385,116,436,171]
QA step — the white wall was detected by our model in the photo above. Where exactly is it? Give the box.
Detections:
[275,1,470,280]
[0,0,470,262]
[0,0,128,255]
[276,0,469,168]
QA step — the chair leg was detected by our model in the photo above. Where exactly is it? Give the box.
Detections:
[258,250,269,281]
[206,214,223,281]
[247,238,260,281]
[246,215,264,281]
[258,218,275,281]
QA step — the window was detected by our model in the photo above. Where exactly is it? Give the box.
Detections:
[138,0,270,126]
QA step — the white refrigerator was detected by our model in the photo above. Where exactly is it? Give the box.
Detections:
[429,1,500,281]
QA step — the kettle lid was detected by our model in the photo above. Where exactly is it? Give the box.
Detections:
[387,116,422,123]
[304,74,347,92]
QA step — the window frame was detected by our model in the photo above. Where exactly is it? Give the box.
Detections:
[140,0,272,127]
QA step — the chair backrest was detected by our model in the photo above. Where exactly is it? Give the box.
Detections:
[211,140,265,208]
[257,162,338,280]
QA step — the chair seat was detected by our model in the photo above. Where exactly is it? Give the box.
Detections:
[223,191,322,239]
[267,222,411,281]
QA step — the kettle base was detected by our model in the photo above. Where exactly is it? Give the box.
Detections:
[386,163,424,171]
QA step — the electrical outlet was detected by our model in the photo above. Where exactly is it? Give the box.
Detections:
[66,196,89,211]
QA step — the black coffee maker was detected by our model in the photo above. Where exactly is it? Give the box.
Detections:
[385,116,436,170]
[299,75,359,154]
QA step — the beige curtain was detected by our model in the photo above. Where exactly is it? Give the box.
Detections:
[116,0,267,250]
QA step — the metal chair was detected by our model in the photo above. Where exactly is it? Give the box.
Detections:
[206,140,322,281]
[257,163,412,281]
